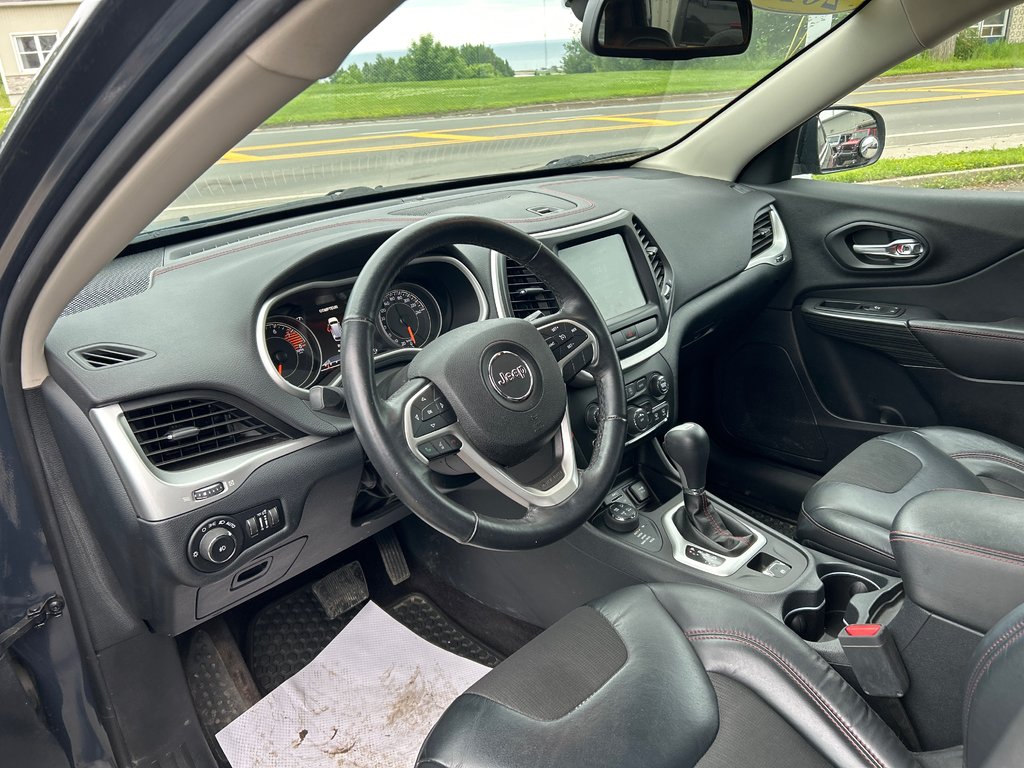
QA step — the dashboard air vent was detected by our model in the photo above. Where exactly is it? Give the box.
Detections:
[123,397,286,472]
[70,344,153,370]
[505,260,559,319]
[631,217,668,300]
[751,208,775,257]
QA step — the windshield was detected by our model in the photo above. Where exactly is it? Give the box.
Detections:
[147,0,865,232]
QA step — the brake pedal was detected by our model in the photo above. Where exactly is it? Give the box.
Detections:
[376,528,411,585]
[312,561,369,620]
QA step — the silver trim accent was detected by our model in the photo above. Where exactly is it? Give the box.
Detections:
[90,403,323,522]
[851,239,926,261]
[746,206,790,270]
[783,599,826,622]
[257,255,489,397]
[486,351,535,402]
[402,382,579,508]
[661,501,767,576]
[820,570,883,591]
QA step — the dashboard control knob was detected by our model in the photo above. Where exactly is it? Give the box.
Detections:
[585,403,601,432]
[199,527,238,565]
[649,374,670,399]
[604,502,639,533]
[627,406,652,436]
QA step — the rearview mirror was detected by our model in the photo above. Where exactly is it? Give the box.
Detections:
[582,0,752,60]
[795,106,886,175]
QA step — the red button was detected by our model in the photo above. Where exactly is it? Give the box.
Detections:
[845,624,882,637]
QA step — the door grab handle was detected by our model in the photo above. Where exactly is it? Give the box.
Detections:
[852,239,926,261]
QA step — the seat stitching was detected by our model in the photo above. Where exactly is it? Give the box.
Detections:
[950,451,1024,474]
[800,508,896,561]
[963,617,1024,713]
[685,629,887,768]
[890,532,1024,568]
[963,624,1024,764]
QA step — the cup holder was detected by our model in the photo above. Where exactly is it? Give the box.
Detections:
[784,566,898,642]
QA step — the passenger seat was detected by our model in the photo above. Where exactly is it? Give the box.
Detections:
[797,427,1024,571]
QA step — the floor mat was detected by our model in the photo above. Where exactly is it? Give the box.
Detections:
[219,601,489,768]
[248,585,501,693]
[743,508,797,538]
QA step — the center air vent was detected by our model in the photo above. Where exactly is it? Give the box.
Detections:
[631,217,669,302]
[751,208,776,257]
[123,397,286,472]
[505,260,559,319]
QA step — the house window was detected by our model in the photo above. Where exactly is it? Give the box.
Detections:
[13,33,58,72]
[977,10,1009,39]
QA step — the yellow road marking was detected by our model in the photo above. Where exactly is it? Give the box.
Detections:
[216,77,1024,166]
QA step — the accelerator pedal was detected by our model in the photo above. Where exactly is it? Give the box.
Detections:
[375,527,411,585]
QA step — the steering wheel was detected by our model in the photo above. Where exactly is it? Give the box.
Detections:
[341,215,626,549]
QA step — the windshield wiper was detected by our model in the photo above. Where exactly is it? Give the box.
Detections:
[545,147,657,169]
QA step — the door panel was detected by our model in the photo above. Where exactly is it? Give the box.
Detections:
[712,180,1024,483]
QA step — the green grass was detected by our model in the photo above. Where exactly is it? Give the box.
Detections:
[916,167,1024,190]
[265,68,769,125]
[816,147,1024,183]
[0,84,12,134]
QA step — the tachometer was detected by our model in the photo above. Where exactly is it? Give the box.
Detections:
[265,317,322,388]
[377,285,440,349]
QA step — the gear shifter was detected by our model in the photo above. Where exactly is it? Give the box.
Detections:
[663,423,754,556]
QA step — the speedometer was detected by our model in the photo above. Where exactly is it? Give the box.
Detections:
[377,285,440,349]
[265,317,322,388]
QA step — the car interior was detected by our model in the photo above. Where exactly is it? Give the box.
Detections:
[5,0,1024,766]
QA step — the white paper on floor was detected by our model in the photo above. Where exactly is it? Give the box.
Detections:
[217,601,490,768]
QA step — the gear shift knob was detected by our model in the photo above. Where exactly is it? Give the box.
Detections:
[663,422,710,492]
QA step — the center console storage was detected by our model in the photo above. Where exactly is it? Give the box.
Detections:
[784,564,902,641]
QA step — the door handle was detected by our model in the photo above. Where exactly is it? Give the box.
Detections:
[852,239,927,261]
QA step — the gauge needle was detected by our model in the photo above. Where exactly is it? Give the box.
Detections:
[277,363,283,375]
[407,325,417,346]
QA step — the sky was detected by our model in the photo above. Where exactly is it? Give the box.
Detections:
[351,0,579,53]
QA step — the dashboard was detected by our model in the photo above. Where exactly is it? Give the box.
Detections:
[41,168,792,636]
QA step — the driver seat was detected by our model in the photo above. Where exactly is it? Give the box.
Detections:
[417,584,1024,768]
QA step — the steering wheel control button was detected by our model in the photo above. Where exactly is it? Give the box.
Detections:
[604,502,640,533]
[487,350,535,402]
[192,481,226,502]
[412,389,457,437]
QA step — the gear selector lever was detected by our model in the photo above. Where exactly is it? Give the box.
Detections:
[663,423,755,556]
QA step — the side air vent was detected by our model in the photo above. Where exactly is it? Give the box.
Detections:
[751,208,775,257]
[70,344,154,370]
[631,217,669,301]
[123,397,287,472]
[505,260,559,319]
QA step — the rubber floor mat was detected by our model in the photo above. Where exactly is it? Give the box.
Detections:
[248,586,501,693]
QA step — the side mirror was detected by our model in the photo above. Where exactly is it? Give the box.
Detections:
[796,106,886,175]
[582,0,752,60]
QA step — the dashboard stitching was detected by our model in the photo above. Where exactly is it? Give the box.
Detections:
[149,177,618,282]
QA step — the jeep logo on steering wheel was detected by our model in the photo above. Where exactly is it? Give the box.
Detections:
[487,351,534,402]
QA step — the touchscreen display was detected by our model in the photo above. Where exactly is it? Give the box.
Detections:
[558,235,646,321]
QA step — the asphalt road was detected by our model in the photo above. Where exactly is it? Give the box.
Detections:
[156,69,1024,226]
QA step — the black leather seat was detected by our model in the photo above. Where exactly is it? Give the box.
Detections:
[417,583,1024,768]
[798,427,1024,572]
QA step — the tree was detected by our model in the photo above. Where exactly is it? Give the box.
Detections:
[404,34,467,81]
[459,43,515,77]
[560,38,597,74]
